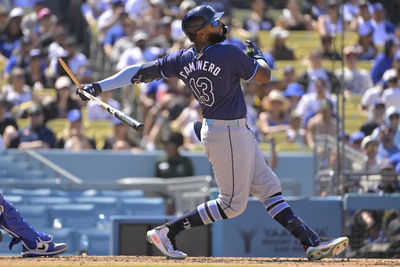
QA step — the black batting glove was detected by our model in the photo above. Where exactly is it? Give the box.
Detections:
[76,83,102,101]
[245,40,268,66]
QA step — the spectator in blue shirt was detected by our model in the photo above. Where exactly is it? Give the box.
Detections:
[370,39,396,85]
[0,8,24,59]
[370,3,395,46]
[17,104,56,149]
[376,125,400,163]
[3,35,32,81]
[103,12,128,59]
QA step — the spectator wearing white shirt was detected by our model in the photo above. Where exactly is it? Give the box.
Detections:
[343,0,359,23]
[64,37,88,74]
[97,0,126,35]
[1,68,31,107]
[370,3,395,46]
[296,78,336,124]
[356,1,373,27]
[318,0,344,36]
[81,0,109,30]
[381,75,400,111]
[20,0,46,36]
[86,90,120,121]
[111,16,137,64]
[125,0,150,20]
[242,0,274,36]
[116,31,162,71]
[361,82,385,111]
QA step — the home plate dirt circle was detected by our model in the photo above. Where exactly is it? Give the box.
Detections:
[0,256,398,266]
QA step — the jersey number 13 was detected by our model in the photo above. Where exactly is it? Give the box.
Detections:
[189,77,215,107]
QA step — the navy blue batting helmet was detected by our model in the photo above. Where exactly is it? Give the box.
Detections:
[182,5,224,42]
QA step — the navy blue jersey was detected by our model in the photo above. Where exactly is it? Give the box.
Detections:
[157,44,258,120]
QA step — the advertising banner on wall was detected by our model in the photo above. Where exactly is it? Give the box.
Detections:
[212,196,342,257]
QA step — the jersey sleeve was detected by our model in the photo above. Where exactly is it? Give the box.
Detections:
[157,50,183,78]
[226,45,259,81]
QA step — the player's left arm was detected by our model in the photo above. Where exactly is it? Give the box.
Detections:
[245,40,271,83]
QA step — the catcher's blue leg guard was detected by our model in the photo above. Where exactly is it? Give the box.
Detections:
[0,193,38,250]
[0,193,67,257]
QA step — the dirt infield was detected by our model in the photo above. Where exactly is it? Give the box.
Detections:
[0,256,398,267]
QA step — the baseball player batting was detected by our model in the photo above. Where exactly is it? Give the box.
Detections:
[76,5,349,260]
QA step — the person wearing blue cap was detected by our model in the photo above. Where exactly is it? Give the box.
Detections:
[356,22,378,61]
[56,109,96,150]
[317,0,344,36]
[349,130,365,151]
[370,39,397,85]
[284,82,304,111]
[370,2,395,46]
[102,116,140,150]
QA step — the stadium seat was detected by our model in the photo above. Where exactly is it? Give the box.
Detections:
[27,196,71,206]
[8,188,52,197]
[46,118,69,139]
[74,196,119,222]
[121,198,165,216]
[50,204,97,228]
[1,195,23,206]
[15,205,51,229]
[40,227,79,255]
[99,189,144,198]
[76,228,111,255]
[280,178,302,196]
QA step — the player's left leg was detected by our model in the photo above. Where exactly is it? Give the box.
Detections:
[250,148,349,260]
[0,193,67,257]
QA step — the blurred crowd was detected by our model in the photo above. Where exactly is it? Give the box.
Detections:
[0,0,399,175]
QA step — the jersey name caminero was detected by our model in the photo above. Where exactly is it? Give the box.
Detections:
[157,44,259,120]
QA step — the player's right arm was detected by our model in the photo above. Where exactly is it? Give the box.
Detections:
[76,62,162,101]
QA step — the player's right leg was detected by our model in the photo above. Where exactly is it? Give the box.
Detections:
[0,193,67,257]
[148,121,255,259]
[251,148,349,260]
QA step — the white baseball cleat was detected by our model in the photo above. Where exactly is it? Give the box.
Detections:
[147,226,187,259]
[306,236,349,260]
